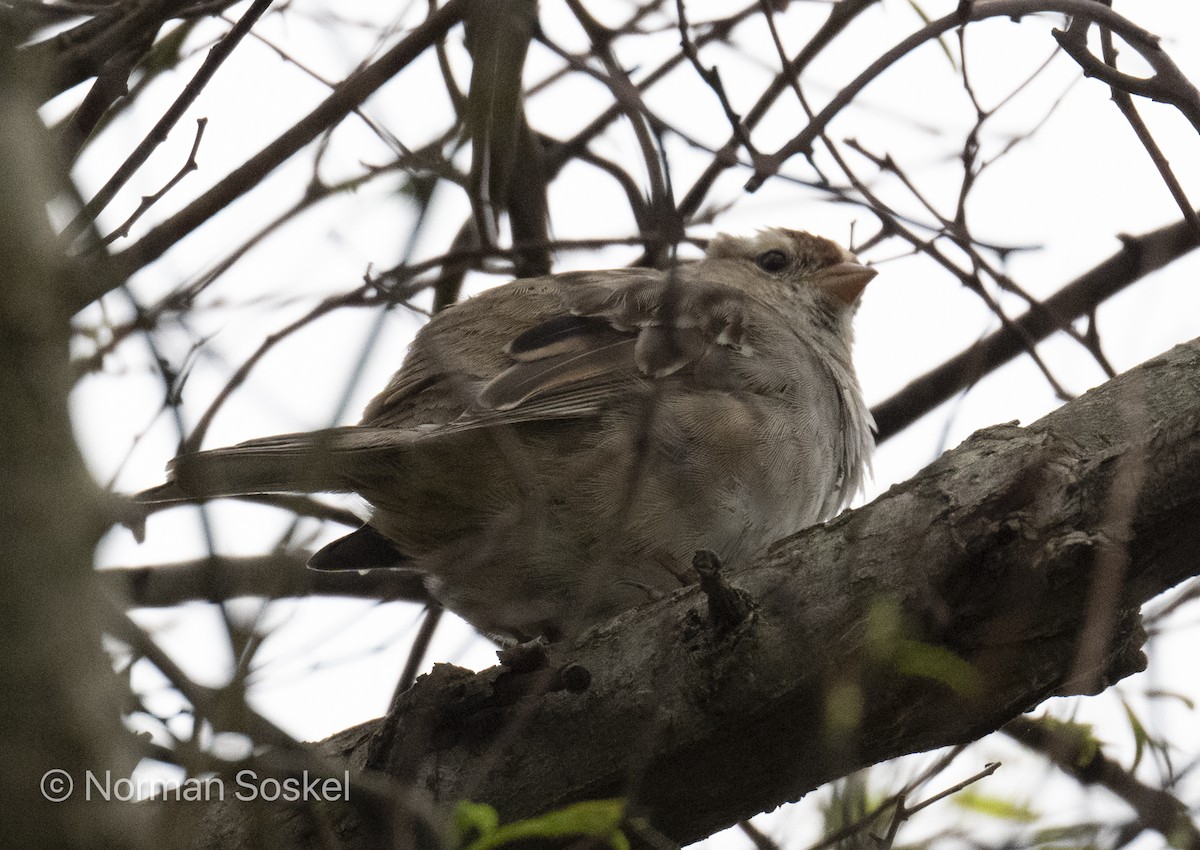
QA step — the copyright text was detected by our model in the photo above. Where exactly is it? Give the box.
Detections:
[40,769,351,803]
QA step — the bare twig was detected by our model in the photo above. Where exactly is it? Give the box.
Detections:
[564,0,676,246]
[745,0,1186,192]
[24,0,200,96]
[103,553,431,609]
[803,763,1000,850]
[88,0,473,310]
[675,0,759,157]
[1052,15,1200,135]
[1006,716,1200,850]
[102,117,207,244]
[373,232,705,290]
[65,0,275,245]
[838,136,1075,401]
[871,215,1200,442]
[182,288,367,452]
[59,47,140,160]
[100,596,299,749]
[678,0,880,216]
[738,819,781,850]
[1087,15,1200,240]
[388,605,444,709]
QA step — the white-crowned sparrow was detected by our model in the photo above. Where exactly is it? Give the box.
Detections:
[138,229,875,642]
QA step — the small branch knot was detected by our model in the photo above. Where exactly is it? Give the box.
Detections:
[552,663,592,694]
[496,636,551,673]
[693,549,752,636]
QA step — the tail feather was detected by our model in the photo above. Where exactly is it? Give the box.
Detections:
[135,426,413,503]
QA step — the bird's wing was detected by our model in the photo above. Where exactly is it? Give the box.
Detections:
[361,266,779,432]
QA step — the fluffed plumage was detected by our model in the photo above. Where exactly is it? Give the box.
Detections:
[137,228,876,641]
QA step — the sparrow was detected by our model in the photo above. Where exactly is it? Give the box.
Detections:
[136,229,875,642]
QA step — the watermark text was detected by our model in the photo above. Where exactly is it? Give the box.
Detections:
[40,769,351,803]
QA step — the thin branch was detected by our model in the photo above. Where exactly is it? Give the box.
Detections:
[59,47,139,160]
[227,10,411,157]
[100,596,299,749]
[808,121,1080,404]
[738,819,781,850]
[1089,15,1200,240]
[564,0,675,241]
[678,0,881,217]
[102,117,207,244]
[675,0,759,157]
[372,232,705,290]
[839,137,1075,401]
[571,145,652,231]
[388,605,444,708]
[103,554,431,608]
[182,288,367,452]
[901,761,1000,818]
[542,0,768,180]
[1005,716,1200,850]
[87,0,473,310]
[24,0,199,96]
[802,762,999,850]
[872,214,1200,442]
[65,0,275,244]
[1052,15,1200,135]
[745,0,1184,192]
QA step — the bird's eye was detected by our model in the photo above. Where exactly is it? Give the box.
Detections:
[755,250,789,273]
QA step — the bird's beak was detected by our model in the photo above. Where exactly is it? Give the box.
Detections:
[813,261,877,305]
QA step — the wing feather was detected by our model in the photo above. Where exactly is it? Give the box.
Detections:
[479,337,635,411]
[362,264,776,434]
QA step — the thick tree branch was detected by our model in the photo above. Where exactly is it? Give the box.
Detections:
[186,336,1200,847]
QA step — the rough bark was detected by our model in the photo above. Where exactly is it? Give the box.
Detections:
[178,336,1200,847]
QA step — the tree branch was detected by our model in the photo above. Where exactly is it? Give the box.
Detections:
[1004,715,1200,850]
[103,553,431,609]
[871,214,1200,442]
[64,0,273,243]
[744,0,1176,192]
[85,0,472,310]
[187,335,1200,847]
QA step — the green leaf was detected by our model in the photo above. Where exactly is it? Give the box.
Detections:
[821,771,873,834]
[864,599,981,697]
[1029,820,1103,847]
[1145,689,1196,711]
[141,20,198,75]
[458,799,629,850]
[894,639,981,698]
[952,790,1039,823]
[1121,698,1150,772]
[455,801,500,846]
[1036,716,1102,770]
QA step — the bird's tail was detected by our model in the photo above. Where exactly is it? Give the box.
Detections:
[134,426,412,503]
